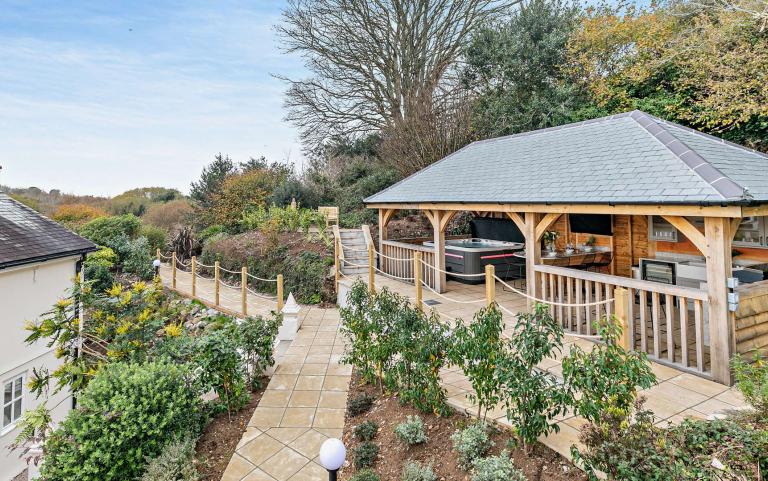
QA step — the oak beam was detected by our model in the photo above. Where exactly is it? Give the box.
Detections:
[662,215,707,255]
[535,213,562,241]
[366,202,743,218]
[524,212,541,307]
[730,217,742,241]
[426,210,449,293]
[505,212,526,233]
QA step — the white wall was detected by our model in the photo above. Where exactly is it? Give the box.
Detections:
[0,256,79,480]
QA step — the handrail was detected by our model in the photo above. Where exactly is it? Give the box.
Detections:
[534,264,708,301]
[381,239,434,253]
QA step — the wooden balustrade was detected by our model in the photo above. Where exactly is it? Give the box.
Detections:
[535,264,711,377]
[379,240,437,289]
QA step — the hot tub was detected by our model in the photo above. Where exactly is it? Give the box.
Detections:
[422,238,525,284]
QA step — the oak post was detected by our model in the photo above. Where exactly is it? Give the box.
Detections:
[277,274,284,312]
[485,264,496,306]
[241,267,248,316]
[368,244,375,292]
[171,252,177,289]
[414,251,423,310]
[614,287,631,351]
[191,256,197,297]
[334,237,340,293]
[705,217,734,385]
[524,212,541,309]
[214,261,220,306]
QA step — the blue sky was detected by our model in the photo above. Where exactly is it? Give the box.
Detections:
[0,0,305,196]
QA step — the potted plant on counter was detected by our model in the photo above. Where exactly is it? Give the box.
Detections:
[542,231,559,256]
[584,235,596,252]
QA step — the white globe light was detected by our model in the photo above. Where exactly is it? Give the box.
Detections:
[319,438,346,471]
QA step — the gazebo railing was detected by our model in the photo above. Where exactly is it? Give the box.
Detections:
[534,264,711,378]
[379,240,436,288]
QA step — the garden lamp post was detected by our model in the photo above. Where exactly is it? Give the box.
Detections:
[152,258,161,277]
[319,438,346,481]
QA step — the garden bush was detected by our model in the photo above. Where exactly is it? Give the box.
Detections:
[450,304,506,420]
[732,353,768,415]
[139,223,168,253]
[354,420,379,441]
[401,461,436,481]
[238,314,281,389]
[451,422,494,469]
[471,452,526,481]
[347,393,375,416]
[140,438,199,481]
[353,441,379,469]
[52,203,107,227]
[562,316,656,423]
[40,361,204,481]
[79,214,141,246]
[83,247,117,293]
[498,304,572,449]
[394,415,428,446]
[350,469,380,481]
[117,235,155,280]
[194,329,249,414]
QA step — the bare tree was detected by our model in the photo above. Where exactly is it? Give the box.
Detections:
[276,0,514,146]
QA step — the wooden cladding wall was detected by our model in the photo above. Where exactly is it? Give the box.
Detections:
[735,280,768,357]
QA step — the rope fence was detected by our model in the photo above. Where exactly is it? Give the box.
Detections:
[157,249,285,316]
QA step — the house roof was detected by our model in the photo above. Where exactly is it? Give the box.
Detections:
[365,111,768,206]
[0,193,97,270]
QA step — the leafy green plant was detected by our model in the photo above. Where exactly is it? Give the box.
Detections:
[119,236,155,280]
[139,224,168,254]
[449,304,506,420]
[353,441,379,469]
[471,451,526,481]
[347,393,375,416]
[354,420,379,442]
[40,361,204,481]
[394,415,428,446]
[498,304,572,450]
[451,422,494,470]
[83,246,117,293]
[238,314,281,389]
[140,438,200,481]
[732,353,768,414]
[562,316,656,423]
[350,469,381,481]
[194,330,249,415]
[402,461,437,481]
[8,402,53,468]
[79,214,141,246]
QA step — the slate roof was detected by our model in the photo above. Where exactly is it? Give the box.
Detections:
[365,111,768,206]
[0,193,96,270]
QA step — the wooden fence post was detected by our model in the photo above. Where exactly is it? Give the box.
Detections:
[214,261,220,306]
[614,287,631,350]
[485,264,496,306]
[368,244,375,293]
[191,256,197,297]
[414,251,423,310]
[334,237,340,293]
[171,252,177,289]
[277,274,284,312]
[241,267,248,316]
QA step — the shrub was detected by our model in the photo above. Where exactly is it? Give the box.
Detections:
[562,316,656,423]
[40,361,204,481]
[140,224,168,253]
[352,441,379,469]
[402,461,436,481]
[732,353,768,414]
[119,236,155,280]
[451,422,494,469]
[239,314,280,389]
[498,304,572,449]
[347,393,375,416]
[52,203,107,227]
[471,452,526,481]
[143,199,194,230]
[354,420,379,442]
[140,438,199,481]
[394,415,428,446]
[83,247,117,293]
[450,304,506,420]
[79,214,141,246]
[350,469,380,481]
[194,330,249,414]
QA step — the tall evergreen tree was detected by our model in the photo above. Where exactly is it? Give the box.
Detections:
[189,153,235,208]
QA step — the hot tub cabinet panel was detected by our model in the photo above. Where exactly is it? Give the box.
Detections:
[423,238,524,284]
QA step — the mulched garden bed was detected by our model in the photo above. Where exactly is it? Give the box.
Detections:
[194,378,267,481]
[340,371,586,481]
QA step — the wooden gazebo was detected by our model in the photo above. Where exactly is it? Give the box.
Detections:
[365,111,768,385]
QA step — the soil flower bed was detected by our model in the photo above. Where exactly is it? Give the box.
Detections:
[339,371,586,481]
